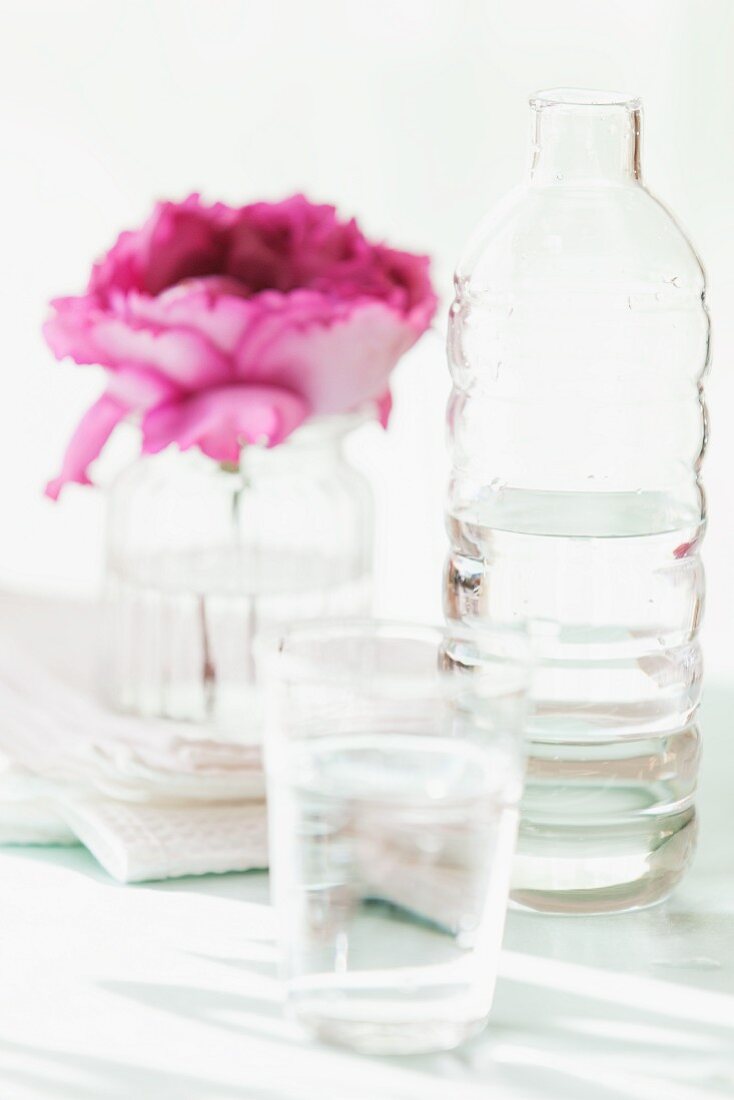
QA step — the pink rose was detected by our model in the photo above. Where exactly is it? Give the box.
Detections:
[44,194,437,498]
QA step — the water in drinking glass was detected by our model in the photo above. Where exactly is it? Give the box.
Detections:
[261,620,530,1055]
[267,727,524,1050]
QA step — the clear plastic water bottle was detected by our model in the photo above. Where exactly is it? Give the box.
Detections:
[446,89,709,914]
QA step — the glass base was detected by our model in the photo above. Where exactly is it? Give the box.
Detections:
[292,1006,488,1055]
[510,808,697,915]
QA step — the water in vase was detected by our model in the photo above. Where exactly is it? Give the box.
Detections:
[105,545,370,737]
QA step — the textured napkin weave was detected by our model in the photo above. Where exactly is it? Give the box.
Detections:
[60,797,268,882]
[0,618,268,882]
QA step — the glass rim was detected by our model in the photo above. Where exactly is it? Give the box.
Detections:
[530,87,640,111]
[254,616,533,693]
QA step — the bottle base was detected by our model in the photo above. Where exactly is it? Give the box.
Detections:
[510,807,697,915]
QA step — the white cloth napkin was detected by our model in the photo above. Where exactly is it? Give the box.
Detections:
[0,624,268,882]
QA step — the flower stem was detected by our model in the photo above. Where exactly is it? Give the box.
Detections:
[198,594,217,718]
[229,449,257,685]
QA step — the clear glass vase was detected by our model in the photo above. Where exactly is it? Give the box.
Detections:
[446,89,709,913]
[103,416,373,737]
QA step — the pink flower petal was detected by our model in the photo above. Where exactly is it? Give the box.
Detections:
[235,296,417,415]
[226,217,296,293]
[371,245,438,328]
[45,289,235,391]
[43,296,109,366]
[142,384,309,463]
[143,201,228,296]
[124,279,257,356]
[375,390,393,428]
[88,194,234,302]
[43,194,438,490]
[104,364,182,408]
[90,315,232,390]
[45,393,130,500]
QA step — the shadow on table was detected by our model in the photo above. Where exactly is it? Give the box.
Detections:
[189,950,277,978]
[0,841,270,902]
[0,843,113,884]
[454,949,734,1100]
[0,1036,261,1100]
[98,946,734,1100]
[150,867,271,904]
[0,1028,496,1100]
[101,977,283,1029]
[504,899,734,995]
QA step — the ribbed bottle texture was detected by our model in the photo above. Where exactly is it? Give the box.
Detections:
[445,90,709,913]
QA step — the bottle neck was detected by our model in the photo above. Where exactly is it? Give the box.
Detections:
[529,89,641,186]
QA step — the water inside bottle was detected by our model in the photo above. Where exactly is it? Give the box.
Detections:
[447,487,703,913]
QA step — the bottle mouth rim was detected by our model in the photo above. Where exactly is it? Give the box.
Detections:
[531,87,640,111]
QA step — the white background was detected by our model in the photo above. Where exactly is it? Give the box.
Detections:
[1,0,733,673]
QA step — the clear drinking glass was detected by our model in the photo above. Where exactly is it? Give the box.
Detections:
[258,619,530,1055]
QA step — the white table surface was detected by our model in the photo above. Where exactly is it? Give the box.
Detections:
[0,594,732,1099]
